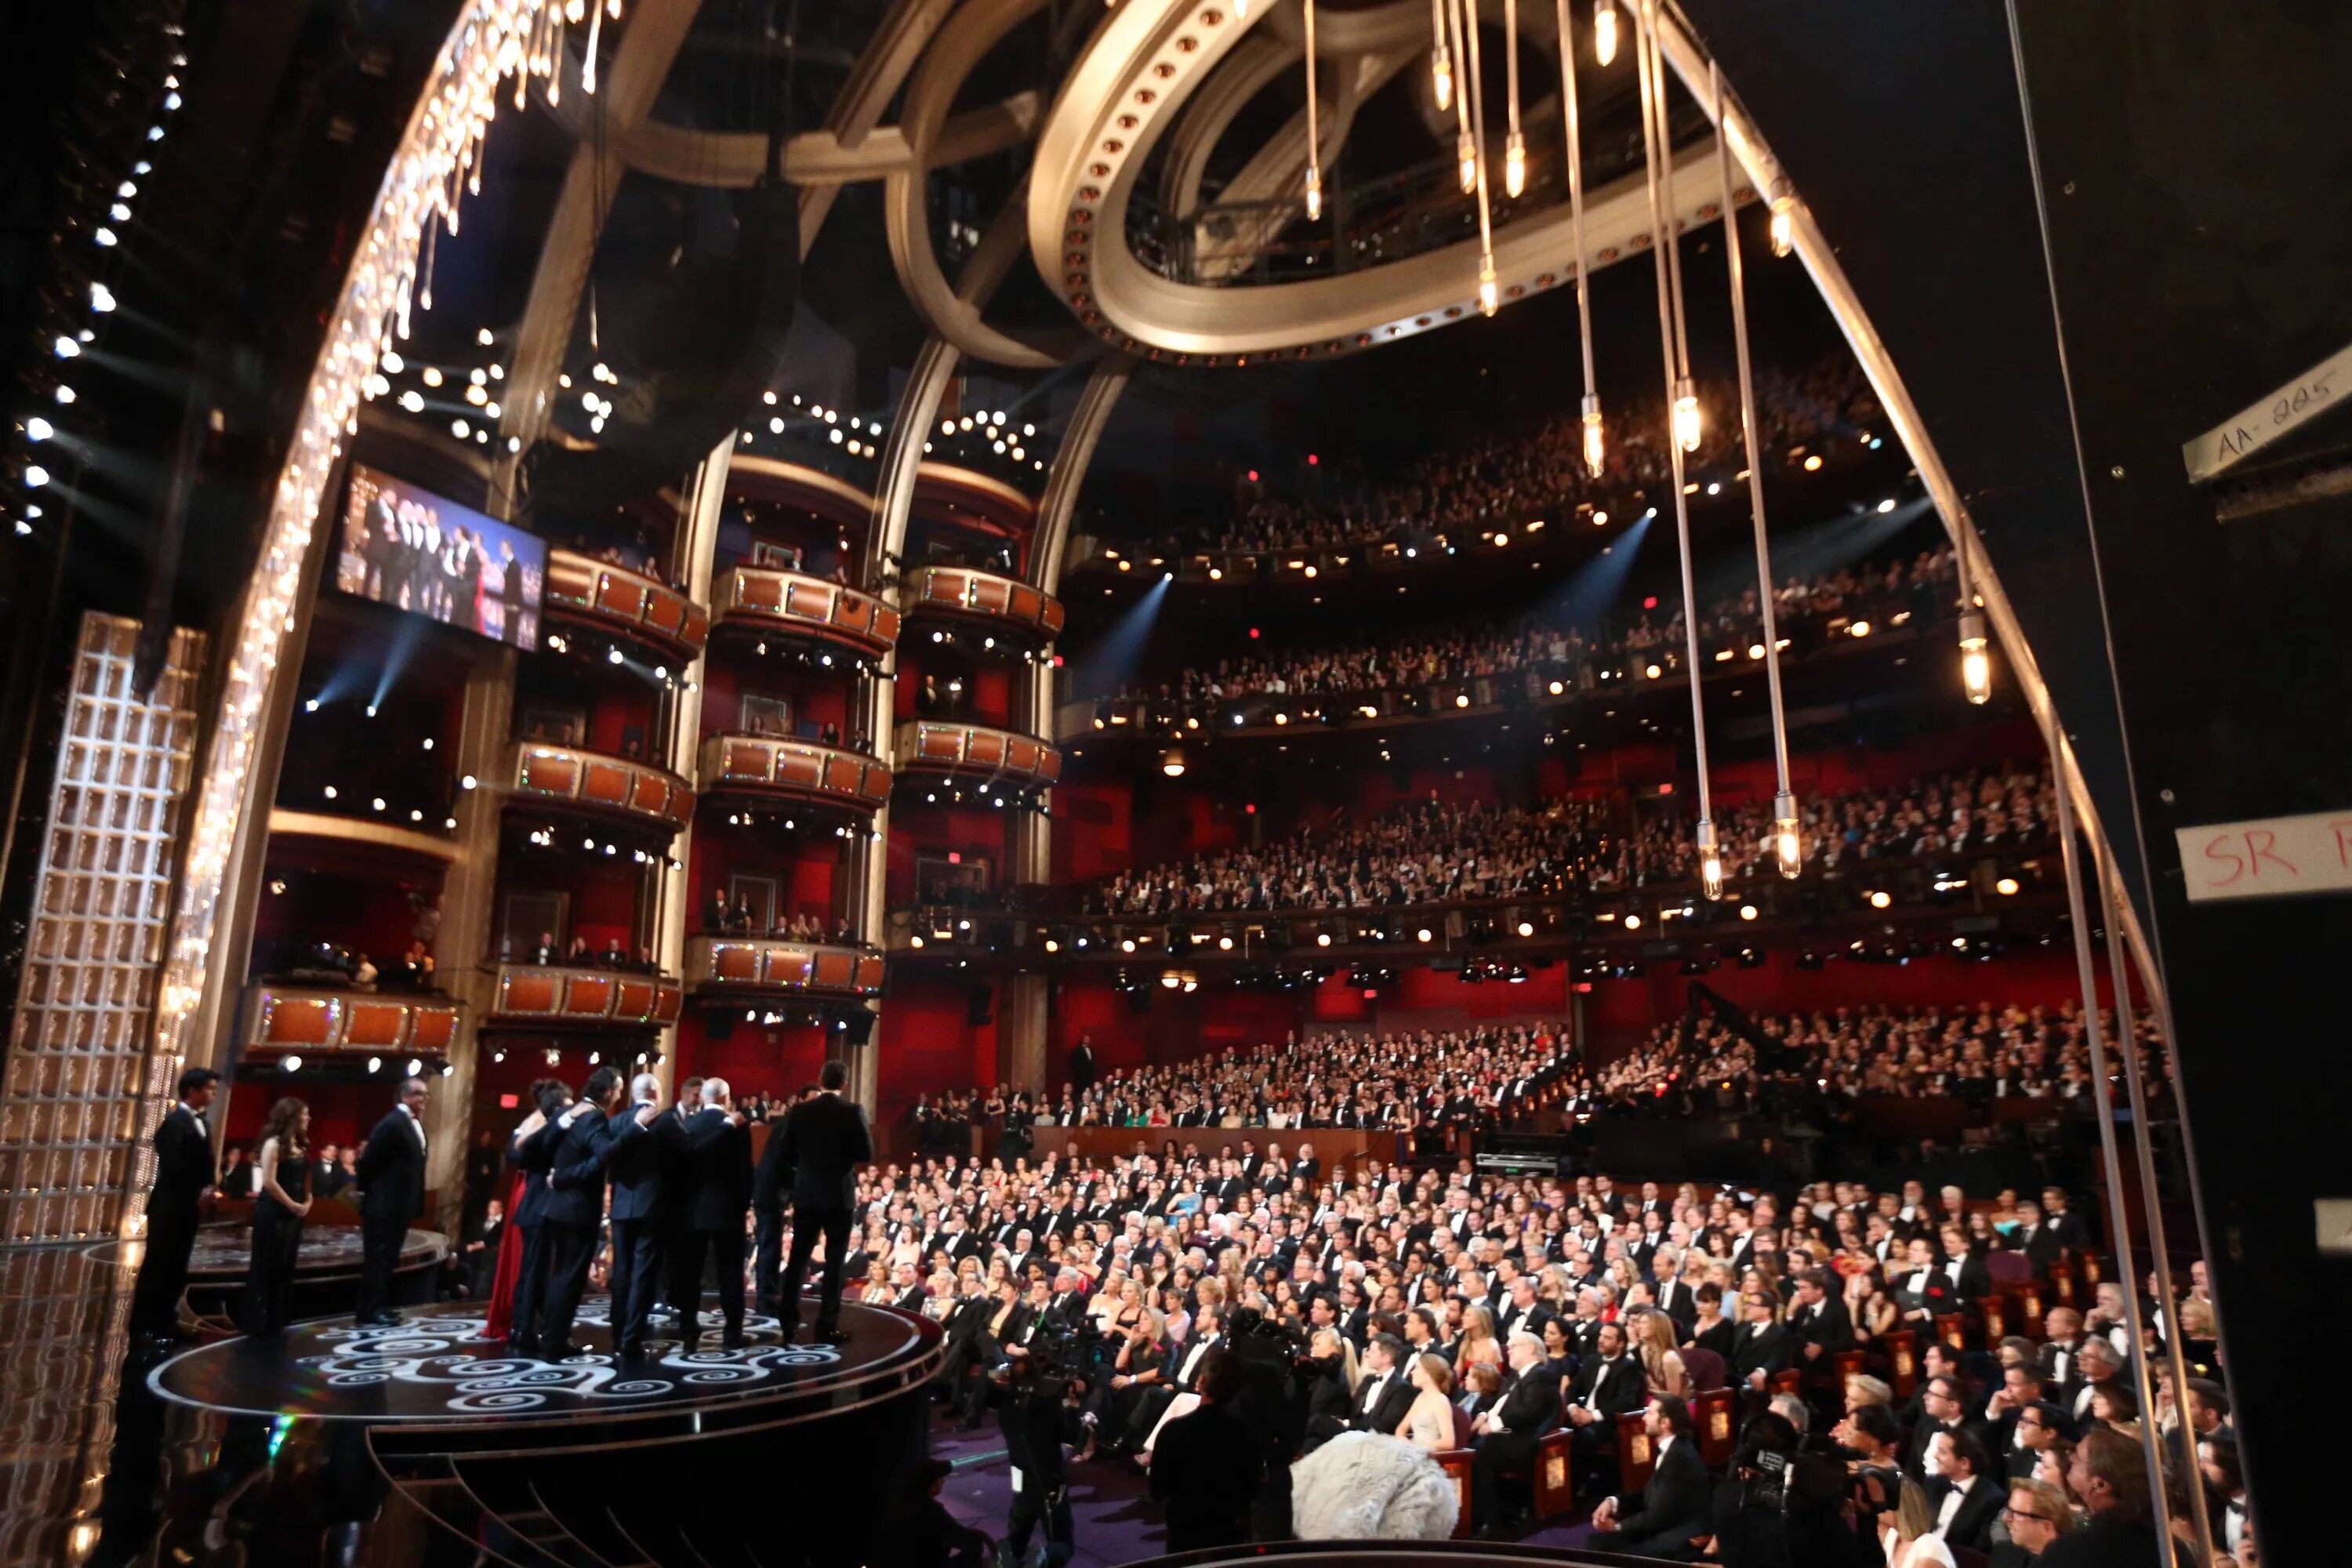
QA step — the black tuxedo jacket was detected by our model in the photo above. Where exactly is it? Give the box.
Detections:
[510,1118,564,1226]
[1614,1436,1711,1555]
[1729,1321,1795,1383]
[1927,1474,2002,1552]
[355,1108,426,1224]
[1351,1368,1418,1435]
[546,1106,624,1227]
[775,1092,870,1214]
[1497,1301,1556,1344]
[148,1106,216,1229]
[751,1111,793,1208]
[1791,1294,1856,1353]
[677,1107,752,1230]
[605,1103,673,1223]
[1484,1362,1563,1446]
[1569,1354,1648,1418]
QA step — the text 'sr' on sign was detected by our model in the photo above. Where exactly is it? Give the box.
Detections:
[2175,809,2352,903]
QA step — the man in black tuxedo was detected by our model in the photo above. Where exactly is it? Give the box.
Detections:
[750,1086,811,1314]
[354,1076,430,1326]
[1562,1320,1647,1465]
[541,1068,644,1356]
[1470,1330,1563,1531]
[1348,1333,1419,1436]
[1923,1425,2002,1552]
[1788,1268,1856,1374]
[129,1068,220,1346]
[507,1083,570,1352]
[673,1076,754,1347]
[655,1076,703,1324]
[1496,1275,1555,1344]
[1148,1349,1260,1552]
[774,1059,871,1343]
[1067,1035,1095,1094]
[1903,1374,1980,1481]
[1591,1396,1711,1560]
[600,1073,674,1358]
[1115,1305,1225,1454]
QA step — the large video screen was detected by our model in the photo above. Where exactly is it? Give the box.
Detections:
[334,463,544,650]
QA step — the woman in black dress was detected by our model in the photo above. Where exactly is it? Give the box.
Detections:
[242,1096,313,1335]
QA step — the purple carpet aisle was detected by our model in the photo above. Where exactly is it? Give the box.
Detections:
[930,1421,1605,1565]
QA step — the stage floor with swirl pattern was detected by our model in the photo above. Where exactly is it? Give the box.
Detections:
[146,1296,927,1425]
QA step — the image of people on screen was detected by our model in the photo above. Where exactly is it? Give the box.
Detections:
[336,466,543,650]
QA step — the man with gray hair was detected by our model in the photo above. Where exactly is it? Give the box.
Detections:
[602,1072,673,1360]
[674,1076,753,1347]
[1470,1330,1563,1531]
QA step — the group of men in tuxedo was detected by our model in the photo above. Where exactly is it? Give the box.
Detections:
[506,1066,753,1359]
[504,1057,870,1359]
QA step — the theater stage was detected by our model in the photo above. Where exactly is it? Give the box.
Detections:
[85,1221,446,1320]
[148,1297,928,1425]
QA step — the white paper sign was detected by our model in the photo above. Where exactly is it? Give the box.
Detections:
[2182,340,2352,483]
[2175,809,2352,902]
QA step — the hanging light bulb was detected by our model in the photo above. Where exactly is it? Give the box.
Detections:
[1302,0,1323,221]
[1773,792,1803,880]
[1502,0,1525,198]
[1458,131,1479,194]
[1581,393,1606,479]
[1594,0,1620,67]
[1697,819,1725,902]
[1432,42,1454,110]
[1672,376,1701,452]
[1959,609,1992,704]
[1768,178,1796,258]
[1479,260,1500,317]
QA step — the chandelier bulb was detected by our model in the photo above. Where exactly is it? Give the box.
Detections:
[1432,44,1454,111]
[1697,819,1725,902]
[1504,132,1527,198]
[1478,261,1500,317]
[1581,393,1606,480]
[1672,377,1702,453]
[1457,132,1478,195]
[1958,610,1992,705]
[1767,180,1797,259]
[1594,0,1621,67]
[1773,793,1803,880]
[1305,165,1323,222]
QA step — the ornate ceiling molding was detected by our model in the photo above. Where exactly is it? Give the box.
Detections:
[1028,0,1731,363]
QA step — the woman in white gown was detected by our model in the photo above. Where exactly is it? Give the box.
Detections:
[1290,1353,1461,1541]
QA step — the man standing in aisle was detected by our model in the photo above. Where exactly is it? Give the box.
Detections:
[675,1077,754,1348]
[775,1059,871,1343]
[354,1076,430,1327]
[129,1068,221,1351]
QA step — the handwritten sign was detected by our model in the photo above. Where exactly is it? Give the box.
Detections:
[2175,808,2352,902]
[2182,339,2352,484]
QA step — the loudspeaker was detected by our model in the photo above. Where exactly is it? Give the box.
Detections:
[840,1010,875,1047]
[968,984,993,1027]
[706,1007,736,1042]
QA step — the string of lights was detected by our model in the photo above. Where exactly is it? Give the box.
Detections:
[150,0,626,1120]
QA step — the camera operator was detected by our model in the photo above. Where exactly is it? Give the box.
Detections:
[1225,1306,1308,1540]
[1708,1412,1880,1568]
[996,1348,1081,1566]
